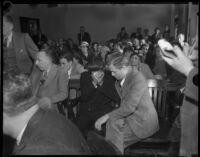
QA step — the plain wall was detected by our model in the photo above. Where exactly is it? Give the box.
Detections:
[8,4,172,44]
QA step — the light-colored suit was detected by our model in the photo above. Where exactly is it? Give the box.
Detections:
[30,64,69,105]
[106,69,159,153]
[179,68,198,156]
[9,32,38,74]
[69,61,86,79]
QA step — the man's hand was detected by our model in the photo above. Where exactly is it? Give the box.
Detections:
[160,45,194,76]
[38,97,52,109]
[95,114,109,131]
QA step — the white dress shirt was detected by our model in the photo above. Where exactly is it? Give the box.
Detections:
[16,124,27,145]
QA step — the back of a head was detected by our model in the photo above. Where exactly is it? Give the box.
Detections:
[3,72,36,117]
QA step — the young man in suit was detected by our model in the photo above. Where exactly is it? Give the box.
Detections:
[30,47,68,111]
[59,52,86,80]
[95,53,159,154]
[3,72,91,155]
[3,15,39,75]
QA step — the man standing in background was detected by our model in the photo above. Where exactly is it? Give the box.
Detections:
[78,26,91,45]
[3,15,39,75]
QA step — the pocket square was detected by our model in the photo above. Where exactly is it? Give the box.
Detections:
[18,49,23,53]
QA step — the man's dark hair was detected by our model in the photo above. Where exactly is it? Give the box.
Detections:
[3,15,14,25]
[59,52,73,62]
[86,58,105,72]
[3,72,37,117]
[123,46,134,54]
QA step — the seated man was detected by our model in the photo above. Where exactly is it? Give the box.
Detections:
[30,47,68,112]
[59,52,86,80]
[95,53,159,154]
[3,72,91,155]
[75,58,120,136]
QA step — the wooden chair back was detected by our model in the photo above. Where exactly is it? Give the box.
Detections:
[147,79,167,119]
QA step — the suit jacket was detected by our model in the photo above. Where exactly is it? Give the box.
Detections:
[30,64,68,104]
[69,61,86,79]
[109,69,159,139]
[180,68,198,156]
[80,71,120,119]
[10,32,39,74]
[139,63,155,80]
[78,32,91,45]
[12,108,91,155]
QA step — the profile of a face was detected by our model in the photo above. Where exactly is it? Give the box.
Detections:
[131,55,140,66]
[81,46,88,56]
[3,17,13,36]
[59,58,72,72]
[109,64,125,81]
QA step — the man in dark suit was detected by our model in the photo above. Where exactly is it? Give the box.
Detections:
[3,72,91,155]
[3,15,39,75]
[78,26,91,45]
[95,53,159,154]
[75,58,120,136]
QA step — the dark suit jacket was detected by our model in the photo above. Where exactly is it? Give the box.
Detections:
[11,31,39,74]
[30,64,68,104]
[109,69,159,139]
[78,32,91,45]
[80,71,120,119]
[12,108,91,155]
[180,68,198,155]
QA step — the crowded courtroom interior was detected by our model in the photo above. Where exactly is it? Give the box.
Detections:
[2,2,198,157]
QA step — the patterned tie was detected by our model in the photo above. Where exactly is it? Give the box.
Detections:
[40,71,48,85]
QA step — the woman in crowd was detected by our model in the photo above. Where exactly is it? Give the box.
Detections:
[130,51,156,80]
[79,41,94,67]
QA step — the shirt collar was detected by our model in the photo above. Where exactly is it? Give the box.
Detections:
[120,78,125,86]
[68,66,72,79]
[5,32,13,47]
[16,124,27,145]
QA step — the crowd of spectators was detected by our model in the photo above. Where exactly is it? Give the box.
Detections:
[3,14,198,156]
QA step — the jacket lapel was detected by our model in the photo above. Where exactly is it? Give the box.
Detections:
[13,108,45,155]
[115,80,122,99]
[121,69,136,99]
[43,64,58,87]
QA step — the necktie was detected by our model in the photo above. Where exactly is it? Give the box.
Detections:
[40,71,48,85]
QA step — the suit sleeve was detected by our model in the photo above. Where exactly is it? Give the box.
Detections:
[51,69,69,103]
[80,72,96,102]
[109,74,146,120]
[184,68,198,104]
[144,64,155,79]
[24,33,39,60]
